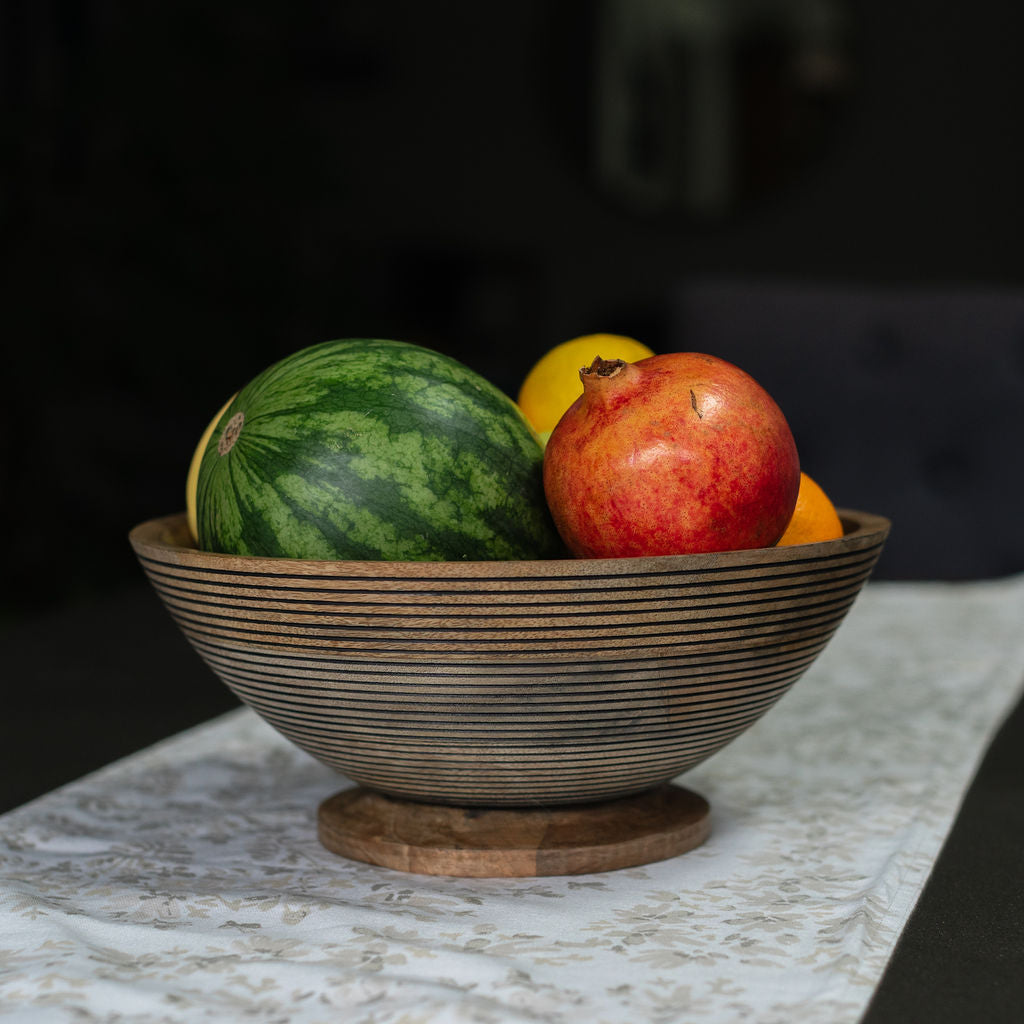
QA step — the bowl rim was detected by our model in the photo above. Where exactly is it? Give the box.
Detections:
[129,509,890,580]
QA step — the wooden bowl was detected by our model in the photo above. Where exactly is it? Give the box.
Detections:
[129,510,889,807]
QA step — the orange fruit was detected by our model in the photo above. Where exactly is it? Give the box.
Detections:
[185,392,237,544]
[776,472,844,546]
[517,333,655,440]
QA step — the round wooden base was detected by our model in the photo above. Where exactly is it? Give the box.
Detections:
[317,783,711,877]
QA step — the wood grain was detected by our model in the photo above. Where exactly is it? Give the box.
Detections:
[317,784,711,876]
[129,509,889,806]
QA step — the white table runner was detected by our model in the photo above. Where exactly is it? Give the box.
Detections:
[3,577,1024,1023]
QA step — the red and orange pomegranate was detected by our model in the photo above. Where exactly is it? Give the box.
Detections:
[543,353,800,557]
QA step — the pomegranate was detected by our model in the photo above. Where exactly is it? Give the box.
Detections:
[543,353,800,557]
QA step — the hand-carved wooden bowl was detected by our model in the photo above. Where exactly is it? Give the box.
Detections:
[130,510,889,809]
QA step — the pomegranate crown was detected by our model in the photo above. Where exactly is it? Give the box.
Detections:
[579,357,626,382]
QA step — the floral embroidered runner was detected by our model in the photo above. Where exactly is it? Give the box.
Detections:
[2,577,1023,1023]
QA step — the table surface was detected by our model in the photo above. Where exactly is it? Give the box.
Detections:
[2,576,1023,1023]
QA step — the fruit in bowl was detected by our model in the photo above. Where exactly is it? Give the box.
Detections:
[777,472,844,546]
[149,342,884,795]
[543,352,801,558]
[134,334,889,873]
[191,338,564,563]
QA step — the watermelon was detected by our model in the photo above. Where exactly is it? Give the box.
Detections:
[195,338,565,561]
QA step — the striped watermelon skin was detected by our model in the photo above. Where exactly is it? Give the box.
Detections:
[196,339,565,561]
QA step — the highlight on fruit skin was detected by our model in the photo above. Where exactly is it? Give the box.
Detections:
[516,333,655,440]
[776,472,844,546]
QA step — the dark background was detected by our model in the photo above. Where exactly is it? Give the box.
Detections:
[5,0,1024,617]
[3,1,1024,793]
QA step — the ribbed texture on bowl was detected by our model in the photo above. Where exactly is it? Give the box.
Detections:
[130,511,889,806]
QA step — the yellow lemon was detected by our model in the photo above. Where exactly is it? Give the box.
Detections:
[517,333,655,439]
[185,393,237,545]
[776,472,844,546]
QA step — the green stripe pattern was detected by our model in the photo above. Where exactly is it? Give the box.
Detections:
[196,339,565,561]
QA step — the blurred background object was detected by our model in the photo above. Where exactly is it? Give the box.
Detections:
[670,279,1024,579]
[593,0,851,217]
[2,0,1024,805]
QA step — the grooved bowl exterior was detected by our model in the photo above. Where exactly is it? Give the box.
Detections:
[130,511,889,806]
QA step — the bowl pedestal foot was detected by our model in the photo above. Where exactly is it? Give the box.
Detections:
[317,783,711,877]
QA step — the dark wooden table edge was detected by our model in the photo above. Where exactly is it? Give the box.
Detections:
[862,685,1024,1023]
